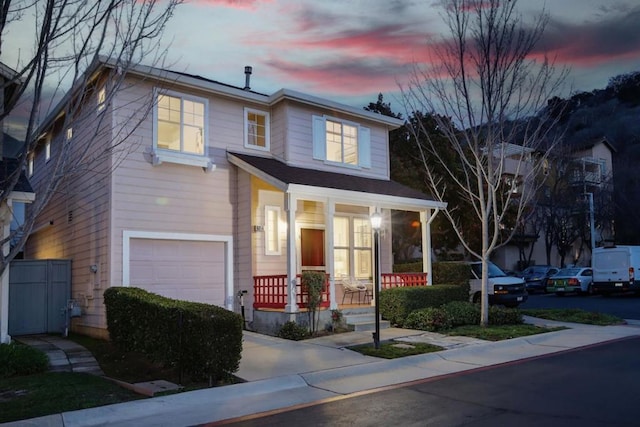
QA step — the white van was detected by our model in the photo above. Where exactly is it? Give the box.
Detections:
[592,246,640,295]
[469,261,528,307]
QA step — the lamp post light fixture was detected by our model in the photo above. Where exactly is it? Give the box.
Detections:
[370,211,382,350]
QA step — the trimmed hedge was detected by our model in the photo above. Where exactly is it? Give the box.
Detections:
[406,302,523,332]
[405,307,452,331]
[0,342,49,379]
[104,286,243,382]
[378,283,469,327]
[393,261,471,284]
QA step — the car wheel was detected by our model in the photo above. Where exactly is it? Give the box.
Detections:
[587,284,594,296]
[472,292,481,304]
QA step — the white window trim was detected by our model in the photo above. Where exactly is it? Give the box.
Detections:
[152,88,214,170]
[122,230,234,310]
[66,127,73,141]
[244,107,270,152]
[264,205,281,255]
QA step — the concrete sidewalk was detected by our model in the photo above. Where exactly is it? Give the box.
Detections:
[4,318,640,427]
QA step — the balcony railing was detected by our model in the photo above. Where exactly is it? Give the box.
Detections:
[253,272,428,309]
[253,274,331,309]
[381,272,428,289]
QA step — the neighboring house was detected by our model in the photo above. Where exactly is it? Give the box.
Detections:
[0,63,35,344]
[493,137,615,271]
[25,57,445,338]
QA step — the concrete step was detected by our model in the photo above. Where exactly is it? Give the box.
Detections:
[345,313,390,332]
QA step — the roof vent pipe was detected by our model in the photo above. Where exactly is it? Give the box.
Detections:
[244,66,252,90]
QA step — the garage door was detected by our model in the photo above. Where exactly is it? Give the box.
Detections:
[129,239,226,306]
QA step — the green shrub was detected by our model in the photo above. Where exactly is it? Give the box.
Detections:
[489,306,523,325]
[277,321,310,341]
[405,307,452,332]
[442,301,480,326]
[432,262,471,284]
[0,342,49,379]
[393,262,471,285]
[378,284,469,327]
[104,286,243,382]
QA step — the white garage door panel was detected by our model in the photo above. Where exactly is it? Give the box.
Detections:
[130,239,226,306]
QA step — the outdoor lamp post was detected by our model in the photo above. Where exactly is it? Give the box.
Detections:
[370,211,382,349]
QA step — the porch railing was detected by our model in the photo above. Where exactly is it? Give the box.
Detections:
[253,274,331,309]
[381,272,428,289]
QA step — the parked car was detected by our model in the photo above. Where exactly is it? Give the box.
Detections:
[546,267,593,295]
[469,261,528,308]
[521,265,560,293]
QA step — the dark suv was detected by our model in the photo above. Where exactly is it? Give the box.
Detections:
[521,265,559,293]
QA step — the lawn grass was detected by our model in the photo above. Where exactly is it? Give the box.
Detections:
[348,341,444,359]
[68,334,239,389]
[521,308,624,326]
[444,324,565,341]
[0,372,144,423]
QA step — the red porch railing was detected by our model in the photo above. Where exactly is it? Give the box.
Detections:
[381,272,428,289]
[253,274,331,309]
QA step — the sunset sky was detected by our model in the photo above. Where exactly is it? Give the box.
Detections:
[156,0,640,111]
[2,0,640,133]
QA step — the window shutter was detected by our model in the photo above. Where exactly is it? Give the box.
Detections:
[358,126,371,168]
[312,115,326,160]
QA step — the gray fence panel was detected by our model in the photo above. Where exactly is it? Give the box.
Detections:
[8,260,71,336]
[47,260,72,333]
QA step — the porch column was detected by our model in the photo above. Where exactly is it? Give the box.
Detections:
[325,200,337,309]
[420,210,432,286]
[284,193,299,313]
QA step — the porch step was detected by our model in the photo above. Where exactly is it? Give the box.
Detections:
[344,313,390,332]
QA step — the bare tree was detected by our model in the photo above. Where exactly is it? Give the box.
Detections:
[401,0,567,325]
[0,0,181,277]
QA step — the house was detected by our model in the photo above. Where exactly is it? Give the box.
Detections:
[493,137,615,271]
[24,57,445,338]
[0,63,35,344]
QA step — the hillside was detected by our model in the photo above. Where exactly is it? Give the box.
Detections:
[549,71,640,243]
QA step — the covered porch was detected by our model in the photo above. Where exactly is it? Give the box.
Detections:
[228,152,446,333]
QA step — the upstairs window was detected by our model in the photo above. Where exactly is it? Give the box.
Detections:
[326,119,358,165]
[312,115,370,168]
[28,155,34,177]
[156,92,206,156]
[45,139,51,162]
[244,108,270,151]
[97,86,106,112]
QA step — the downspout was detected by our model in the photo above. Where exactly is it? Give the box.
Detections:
[421,208,440,286]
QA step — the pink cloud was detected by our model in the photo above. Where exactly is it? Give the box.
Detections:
[187,0,272,11]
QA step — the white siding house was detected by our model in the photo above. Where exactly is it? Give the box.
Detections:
[25,58,445,338]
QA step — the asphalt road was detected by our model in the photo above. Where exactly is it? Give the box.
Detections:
[221,336,640,427]
[522,292,640,320]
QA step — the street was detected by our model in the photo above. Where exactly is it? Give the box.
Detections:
[219,336,640,426]
[522,292,640,320]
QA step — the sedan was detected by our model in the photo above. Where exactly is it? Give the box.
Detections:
[546,267,593,295]
[522,265,559,293]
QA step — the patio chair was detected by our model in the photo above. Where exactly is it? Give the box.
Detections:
[341,277,369,304]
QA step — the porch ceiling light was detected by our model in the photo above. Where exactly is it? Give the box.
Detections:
[370,212,382,230]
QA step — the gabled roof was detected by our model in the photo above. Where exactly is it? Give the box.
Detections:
[228,152,446,211]
[573,136,617,153]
